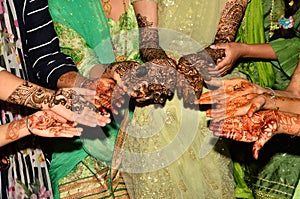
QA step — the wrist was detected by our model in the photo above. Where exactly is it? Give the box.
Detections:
[57,71,83,88]
[262,88,279,110]
[239,43,251,58]
[25,116,34,136]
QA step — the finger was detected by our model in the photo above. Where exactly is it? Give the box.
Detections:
[34,127,82,138]
[252,140,264,160]
[213,131,238,140]
[198,90,231,105]
[111,107,119,115]
[247,95,266,117]
[203,77,224,88]
[210,43,226,50]
[247,103,260,117]
[206,68,223,76]
[206,108,226,120]
[49,106,75,122]
[52,127,83,137]
[252,129,273,159]
[218,67,231,76]
[198,90,224,104]
[50,112,68,123]
[74,106,112,127]
[96,113,111,127]
[73,87,96,95]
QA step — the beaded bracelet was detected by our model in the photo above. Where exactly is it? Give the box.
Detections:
[265,87,279,110]
[25,116,34,135]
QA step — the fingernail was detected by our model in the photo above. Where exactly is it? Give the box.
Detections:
[210,45,215,49]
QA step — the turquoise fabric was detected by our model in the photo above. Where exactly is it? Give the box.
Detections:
[48,1,119,198]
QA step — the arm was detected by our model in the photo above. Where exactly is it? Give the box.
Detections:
[211,43,277,75]
[0,111,82,147]
[132,0,169,61]
[210,109,300,159]
[0,70,110,127]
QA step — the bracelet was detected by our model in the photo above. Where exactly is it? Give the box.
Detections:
[265,87,279,110]
[25,116,34,135]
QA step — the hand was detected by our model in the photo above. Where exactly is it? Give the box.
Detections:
[46,88,111,127]
[176,53,208,104]
[197,78,263,104]
[27,111,83,138]
[207,43,243,76]
[104,59,177,104]
[207,93,268,121]
[80,77,124,115]
[197,78,268,120]
[210,110,279,159]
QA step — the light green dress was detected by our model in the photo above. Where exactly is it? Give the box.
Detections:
[121,0,236,198]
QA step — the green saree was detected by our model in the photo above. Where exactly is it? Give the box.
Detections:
[233,0,300,198]
[121,0,236,198]
[48,0,139,198]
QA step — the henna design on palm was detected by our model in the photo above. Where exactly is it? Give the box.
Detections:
[210,110,300,159]
[27,111,80,137]
[209,110,279,159]
[6,118,25,140]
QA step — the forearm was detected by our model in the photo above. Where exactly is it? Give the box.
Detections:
[132,0,158,27]
[262,94,300,115]
[0,70,26,100]
[0,118,30,147]
[276,111,300,136]
[0,70,59,111]
[239,43,277,60]
[5,80,75,111]
[57,71,86,88]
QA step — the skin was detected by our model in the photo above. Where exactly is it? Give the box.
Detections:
[196,59,300,158]
[1,70,110,127]
[197,59,300,119]
[210,110,300,159]
[208,43,277,76]
[0,110,83,147]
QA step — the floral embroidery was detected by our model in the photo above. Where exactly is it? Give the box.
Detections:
[8,178,52,199]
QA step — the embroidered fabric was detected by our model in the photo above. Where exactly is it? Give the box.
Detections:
[122,94,235,199]
[120,1,236,198]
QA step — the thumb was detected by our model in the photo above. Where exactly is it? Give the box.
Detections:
[210,43,226,50]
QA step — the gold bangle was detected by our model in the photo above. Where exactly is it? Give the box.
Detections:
[26,116,34,135]
[265,87,279,110]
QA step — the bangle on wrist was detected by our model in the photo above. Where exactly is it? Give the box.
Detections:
[265,87,279,110]
[26,116,34,135]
